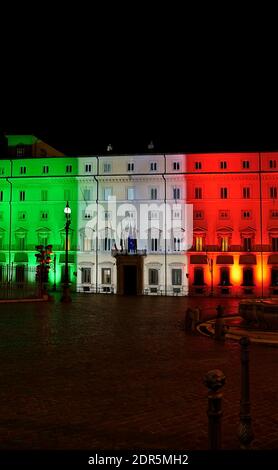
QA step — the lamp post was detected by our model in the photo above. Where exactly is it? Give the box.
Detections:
[61,201,72,302]
[207,252,214,296]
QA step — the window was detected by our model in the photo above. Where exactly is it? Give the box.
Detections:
[18,237,26,250]
[102,268,111,284]
[0,191,3,202]
[20,166,26,174]
[16,146,25,157]
[149,210,159,220]
[221,237,229,252]
[43,165,49,174]
[66,165,72,173]
[195,162,202,170]
[127,162,134,172]
[243,187,250,199]
[19,191,25,201]
[150,188,158,200]
[18,211,26,220]
[39,235,48,247]
[220,161,227,169]
[270,160,277,169]
[270,187,277,199]
[219,268,230,286]
[85,164,92,173]
[173,237,181,251]
[81,267,91,284]
[151,238,158,252]
[271,210,278,218]
[0,167,4,175]
[41,190,48,201]
[272,238,278,252]
[83,236,92,252]
[242,161,250,169]
[103,162,111,173]
[103,237,112,251]
[172,269,182,285]
[173,210,181,219]
[150,162,157,171]
[195,187,202,199]
[243,237,252,251]
[64,190,71,201]
[16,265,25,283]
[219,210,230,219]
[127,187,135,200]
[173,161,180,171]
[173,187,181,200]
[83,189,91,201]
[243,268,254,286]
[220,187,228,199]
[40,211,48,220]
[195,236,203,251]
[194,268,204,286]
[194,210,204,220]
[271,268,278,286]
[104,188,112,200]
[242,210,251,219]
[149,269,158,285]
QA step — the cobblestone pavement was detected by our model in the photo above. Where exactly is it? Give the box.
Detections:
[0,294,277,450]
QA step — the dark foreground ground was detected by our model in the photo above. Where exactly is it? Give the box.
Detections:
[0,294,277,450]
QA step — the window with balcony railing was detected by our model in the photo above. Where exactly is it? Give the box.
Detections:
[243,237,252,251]
[195,236,203,251]
[221,237,229,252]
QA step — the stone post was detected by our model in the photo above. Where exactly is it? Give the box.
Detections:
[204,369,226,450]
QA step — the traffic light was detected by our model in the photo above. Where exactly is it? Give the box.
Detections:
[35,244,53,284]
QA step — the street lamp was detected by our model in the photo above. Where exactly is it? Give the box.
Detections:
[206,252,214,296]
[61,201,72,302]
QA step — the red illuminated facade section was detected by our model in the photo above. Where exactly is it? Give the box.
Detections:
[186,152,278,297]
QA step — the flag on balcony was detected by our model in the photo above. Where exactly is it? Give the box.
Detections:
[128,236,136,252]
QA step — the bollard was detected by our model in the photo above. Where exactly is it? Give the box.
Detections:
[238,336,254,449]
[204,369,226,450]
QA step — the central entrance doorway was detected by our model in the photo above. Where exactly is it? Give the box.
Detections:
[123,265,137,295]
[113,254,145,295]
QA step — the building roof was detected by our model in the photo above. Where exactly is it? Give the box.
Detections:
[7,135,38,146]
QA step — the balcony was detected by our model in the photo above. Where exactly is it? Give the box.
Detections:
[112,248,147,257]
[189,244,273,253]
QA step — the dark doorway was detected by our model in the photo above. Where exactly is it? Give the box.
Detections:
[124,265,137,295]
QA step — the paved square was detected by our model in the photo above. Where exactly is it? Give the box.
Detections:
[0,295,277,449]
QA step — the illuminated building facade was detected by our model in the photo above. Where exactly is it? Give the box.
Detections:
[1,135,278,297]
[186,153,278,297]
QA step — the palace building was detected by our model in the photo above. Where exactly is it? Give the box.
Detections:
[0,135,278,297]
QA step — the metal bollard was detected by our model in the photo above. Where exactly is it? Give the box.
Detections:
[238,336,254,449]
[204,369,226,450]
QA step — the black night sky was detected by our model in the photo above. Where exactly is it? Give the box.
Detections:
[3,20,278,156]
[4,93,278,156]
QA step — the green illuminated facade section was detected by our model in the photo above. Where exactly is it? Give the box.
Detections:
[0,139,78,290]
